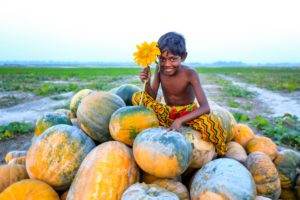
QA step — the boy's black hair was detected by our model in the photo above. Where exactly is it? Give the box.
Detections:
[158,32,186,57]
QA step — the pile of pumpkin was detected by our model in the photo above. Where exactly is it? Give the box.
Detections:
[0,84,299,200]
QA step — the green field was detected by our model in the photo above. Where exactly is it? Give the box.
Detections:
[0,66,299,149]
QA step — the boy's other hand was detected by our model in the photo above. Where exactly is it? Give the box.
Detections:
[139,66,150,82]
[167,119,183,132]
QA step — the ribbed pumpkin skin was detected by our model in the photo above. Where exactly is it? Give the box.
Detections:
[67,141,139,200]
[233,123,255,147]
[190,158,256,200]
[121,183,179,200]
[225,141,247,164]
[0,179,60,200]
[0,164,29,192]
[210,105,237,142]
[246,152,281,199]
[77,91,126,142]
[69,89,93,117]
[26,124,95,191]
[246,136,278,160]
[179,127,215,169]
[109,84,141,106]
[109,106,159,145]
[5,150,26,163]
[152,179,190,200]
[274,149,300,189]
[34,112,72,136]
[133,127,192,178]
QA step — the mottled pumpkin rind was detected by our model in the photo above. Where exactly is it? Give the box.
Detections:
[233,123,255,147]
[246,136,278,160]
[109,106,159,146]
[69,89,93,117]
[109,84,141,106]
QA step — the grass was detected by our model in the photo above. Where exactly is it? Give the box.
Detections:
[197,67,300,92]
[0,122,34,141]
[0,67,140,96]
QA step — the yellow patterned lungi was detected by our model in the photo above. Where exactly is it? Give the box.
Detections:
[132,91,227,155]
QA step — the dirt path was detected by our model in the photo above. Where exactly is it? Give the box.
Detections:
[220,75,300,118]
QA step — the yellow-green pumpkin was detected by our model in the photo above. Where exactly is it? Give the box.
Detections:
[4,150,26,163]
[67,141,139,200]
[179,127,215,169]
[26,124,95,191]
[0,164,29,193]
[210,105,237,142]
[69,89,93,117]
[274,149,300,189]
[190,158,256,200]
[109,106,159,146]
[246,152,281,199]
[133,127,192,178]
[0,179,60,200]
[77,91,126,142]
[121,183,179,200]
[34,112,72,136]
[109,84,141,106]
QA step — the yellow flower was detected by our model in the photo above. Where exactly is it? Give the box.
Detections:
[133,41,161,68]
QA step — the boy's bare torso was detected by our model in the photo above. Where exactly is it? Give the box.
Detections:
[159,65,196,106]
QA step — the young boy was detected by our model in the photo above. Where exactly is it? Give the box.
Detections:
[132,32,227,155]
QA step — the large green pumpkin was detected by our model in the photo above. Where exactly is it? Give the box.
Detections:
[122,183,179,200]
[274,149,300,189]
[109,106,159,146]
[34,112,72,136]
[77,91,126,142]
[26,124,95,191]
[133,127,192,178]
[210,105,237,142]
[69,89,93,118]
[109,84,141,106]
[190,158,256,200]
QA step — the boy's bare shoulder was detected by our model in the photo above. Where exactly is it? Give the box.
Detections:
[181,65,198,77]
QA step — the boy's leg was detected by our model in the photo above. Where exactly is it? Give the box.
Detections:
[187,114,227,156]
[132,91,172,127]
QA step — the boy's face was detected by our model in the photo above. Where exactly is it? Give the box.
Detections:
[158,51,184,76]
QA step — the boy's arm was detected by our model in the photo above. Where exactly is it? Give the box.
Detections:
[143,65,160,99]
[171,70,210,128]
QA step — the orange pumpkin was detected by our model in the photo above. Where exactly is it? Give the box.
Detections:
[26,124,95,191]
[133,127,192,178]
[233,123,255,147]
[246,136,278,160]
[8,156,26,165]
[141,171,181,184]
[0,164,29,193]
[67,141,139,200]
[225,141,247,164]
[4,150,26,163]
[179,127,215,169]
[152,179,190,200]
[122,183,179,200]
[246,152,281,199]
[109,106,159,146]
[0,179,60,200]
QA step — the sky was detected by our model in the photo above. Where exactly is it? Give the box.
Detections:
[1,0,300,63]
